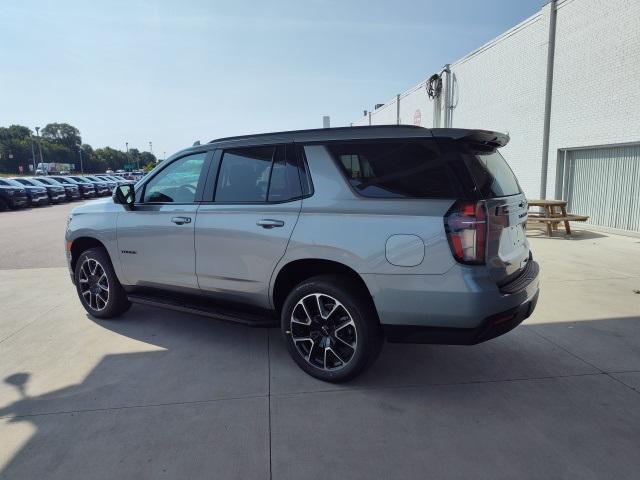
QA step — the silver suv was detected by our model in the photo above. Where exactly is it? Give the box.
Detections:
[65,126,539,382]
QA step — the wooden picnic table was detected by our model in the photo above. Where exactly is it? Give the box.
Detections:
[527,199,589,237]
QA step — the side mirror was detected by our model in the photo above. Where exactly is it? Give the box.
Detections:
[113,184,135,209]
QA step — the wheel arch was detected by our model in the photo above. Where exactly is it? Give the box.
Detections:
[271,258,376,319]
[69,236,109,274]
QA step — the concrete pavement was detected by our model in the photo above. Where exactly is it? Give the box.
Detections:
[0,203,639,479]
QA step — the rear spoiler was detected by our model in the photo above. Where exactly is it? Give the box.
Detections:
[430,129,510,149]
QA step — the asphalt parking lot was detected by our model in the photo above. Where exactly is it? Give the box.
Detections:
[1,202,639,479]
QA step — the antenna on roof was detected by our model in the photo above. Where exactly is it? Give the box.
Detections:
[193,140,200,146]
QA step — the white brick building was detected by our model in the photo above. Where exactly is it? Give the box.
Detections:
[353,0,640,234]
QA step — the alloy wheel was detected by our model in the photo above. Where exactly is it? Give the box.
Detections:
[78,257,110,311]
[290,293,357,371]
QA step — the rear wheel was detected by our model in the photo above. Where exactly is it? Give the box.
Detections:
[281,274,382,382]
[74,247,130,319]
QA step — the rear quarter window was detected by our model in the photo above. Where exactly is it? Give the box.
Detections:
[326,140,475,199]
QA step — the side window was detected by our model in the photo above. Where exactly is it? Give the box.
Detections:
[143,152,206,203]
[290,144,312,197]
[215,147,274,202]
[268,146,302,202]
[214,145,303,203]
[327,141,469,199]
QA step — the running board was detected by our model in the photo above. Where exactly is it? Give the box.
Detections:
[127,293,278,327]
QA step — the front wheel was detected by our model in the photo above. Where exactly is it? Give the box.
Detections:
[281,274,383,383]
[74,247,130,319]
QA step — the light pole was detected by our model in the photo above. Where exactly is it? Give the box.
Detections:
[77,143,84,173]
[125,142,130,172]
[34,126,44,173]
[149,141,153,155]
[30,138,37,174]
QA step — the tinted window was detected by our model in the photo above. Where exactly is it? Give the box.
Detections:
[215,147,273,202]
[0,179,10,186]
[268,146,302,201]
[13,178,32,186]
[327,141,469,199]
[293,145,312,197]
[464,150,521,198]
[143,153,206,203]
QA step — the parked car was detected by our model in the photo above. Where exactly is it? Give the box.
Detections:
[11,177,66,204]
[69,176,110,196]
[2,178,49,206]
[96,174,134,187]
[83,175,117,192]
[49,176,96,199]
[0,179,28,209]
[31,177,81,201]
[65,126,539,382]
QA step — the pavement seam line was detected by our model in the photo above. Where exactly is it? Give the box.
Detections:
[0,371,609,421]
[268,371,608,399]
[0,300,67,345]
[527,326,640,397]
[0,392,269,421]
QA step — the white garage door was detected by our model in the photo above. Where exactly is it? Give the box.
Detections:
[561,145,640,233]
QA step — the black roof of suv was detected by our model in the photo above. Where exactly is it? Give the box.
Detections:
[208,126,509,149]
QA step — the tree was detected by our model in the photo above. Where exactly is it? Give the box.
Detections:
[0,125,35,173]
[0,122,155,174]
[41,123,81,151]
[92,147,129,171]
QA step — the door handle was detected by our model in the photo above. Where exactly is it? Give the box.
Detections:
[257,219,285,229]
[171,216,192,225]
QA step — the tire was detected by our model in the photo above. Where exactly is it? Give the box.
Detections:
[281,274,383,383]
[74,247,130,319]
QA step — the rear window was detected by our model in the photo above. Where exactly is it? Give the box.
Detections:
[461,150,521,198]
[327,141,474,199]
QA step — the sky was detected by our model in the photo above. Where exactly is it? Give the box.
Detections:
[1,0,542,158]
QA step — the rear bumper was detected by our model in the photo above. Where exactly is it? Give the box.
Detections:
[363,259,540,343]
[384,290,538,344]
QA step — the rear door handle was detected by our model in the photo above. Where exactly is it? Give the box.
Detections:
[171,216,192,225]
[257,219,285,229]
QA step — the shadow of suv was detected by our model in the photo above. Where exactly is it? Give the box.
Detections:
[65,126,539,382]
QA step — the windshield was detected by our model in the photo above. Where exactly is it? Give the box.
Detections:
[31,178,50,185]
[4,179,26,187]
[13,178,35,186]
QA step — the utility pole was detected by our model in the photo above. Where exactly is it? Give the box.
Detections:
[35,126,44,173]
[30,138,37,174]
[124,142,130,170]
[77,143,84,173]
[149,141,153,155]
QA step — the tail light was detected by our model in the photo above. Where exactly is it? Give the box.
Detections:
[444,201,487,265]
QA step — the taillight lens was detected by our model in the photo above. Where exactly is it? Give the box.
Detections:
[444,201,487,264]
